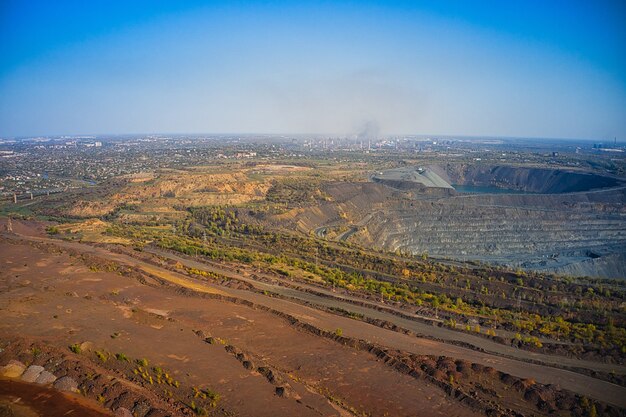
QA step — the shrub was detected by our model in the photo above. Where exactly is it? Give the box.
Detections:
[95,350,108,362]
[205,389,220,407]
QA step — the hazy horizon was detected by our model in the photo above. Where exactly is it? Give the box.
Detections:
[1,0,625,140]
[2,132,621,144]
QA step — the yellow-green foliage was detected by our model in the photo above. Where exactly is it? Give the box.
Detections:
[193,387,221,408]
[95,350,108,362]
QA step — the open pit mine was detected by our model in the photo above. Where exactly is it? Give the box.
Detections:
[289,164,625,279]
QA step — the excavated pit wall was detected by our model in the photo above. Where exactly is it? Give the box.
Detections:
[361,195,626,277]
[428,164,622,194]
[362,165,625,278]
[298,166,626,279]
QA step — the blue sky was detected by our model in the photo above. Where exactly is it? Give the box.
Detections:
[1,0,625,139]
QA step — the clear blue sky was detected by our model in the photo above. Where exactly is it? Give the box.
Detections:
[1,0,625,139]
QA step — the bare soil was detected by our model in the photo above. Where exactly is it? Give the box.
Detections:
[0,234,480,417]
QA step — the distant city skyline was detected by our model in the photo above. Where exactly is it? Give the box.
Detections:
[1,0,625,140]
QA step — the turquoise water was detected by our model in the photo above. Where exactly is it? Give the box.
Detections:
[452,184,533,194]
